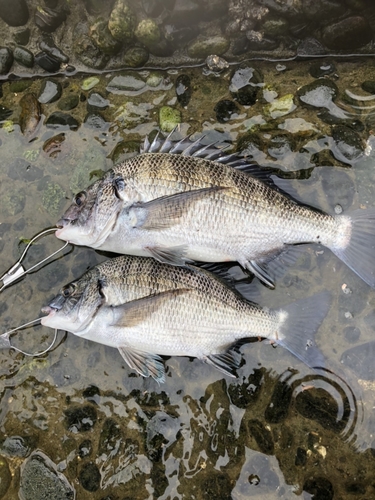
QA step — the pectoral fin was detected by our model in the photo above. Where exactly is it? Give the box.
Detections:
[130,187,226,231]
[118,346,166,383]
[146,245,189,266]
[111,288,190,328]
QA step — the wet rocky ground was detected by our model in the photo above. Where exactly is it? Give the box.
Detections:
[1,0,375,77]
[1,3,375,499]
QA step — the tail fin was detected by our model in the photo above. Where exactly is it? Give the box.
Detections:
[331,208,375,288]
[276,292,331,369]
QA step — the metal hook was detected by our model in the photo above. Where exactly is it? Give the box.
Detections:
[0,318,59,356]
[0,228,70,292]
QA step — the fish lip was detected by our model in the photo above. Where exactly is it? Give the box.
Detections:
[41,305,57,315]
[56,217,75,229]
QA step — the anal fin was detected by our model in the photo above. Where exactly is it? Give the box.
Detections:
[204,349,242,377]
[118,346,166,383]
[244,260,275,289]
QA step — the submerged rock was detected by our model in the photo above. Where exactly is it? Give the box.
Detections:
[38,79,62,103]
[45,112,79,130]
[159,105,181,132]
[79,462,101,492]
[0,0,29,26]
[13,46,34,68]
[35,51,60,72]
[74,21,110,70]
[229,66,263,106]
[19,93,41,138]
[297,79,338,108]
[0,456,11,498]
[0,47,13,74]
[135,18,160,47]
[214,99,239,123]
[187,36,230,59]
[89,18,122,55]
[322,16,373,50]
[331,124,365,164]
[108,0,136,42]
[175,74,192,107]
[35,5,67,33]
[19,450,75,500]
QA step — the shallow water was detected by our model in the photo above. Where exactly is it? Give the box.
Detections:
[1,59,375,498]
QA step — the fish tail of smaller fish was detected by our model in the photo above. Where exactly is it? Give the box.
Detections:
[330,207,375,288]
[276,291,331,369]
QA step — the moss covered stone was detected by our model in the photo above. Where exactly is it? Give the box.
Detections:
[187,36,230,59]
[108,0,136,42]
[159,106,181,132]
[135,19,160,47]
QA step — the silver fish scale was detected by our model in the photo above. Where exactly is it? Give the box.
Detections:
[88,256,279,355]
[111,153,341,260]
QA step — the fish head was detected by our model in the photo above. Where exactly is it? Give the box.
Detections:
[41,268,105,334]
[55,170,129,248]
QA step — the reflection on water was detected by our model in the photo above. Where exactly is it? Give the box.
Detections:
[1,59,375,498]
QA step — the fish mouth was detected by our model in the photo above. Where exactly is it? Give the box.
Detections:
[41,304,59,315]
[56,217,76,229]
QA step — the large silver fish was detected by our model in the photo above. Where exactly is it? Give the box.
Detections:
[41,255,329,382]
[55,133,375,288]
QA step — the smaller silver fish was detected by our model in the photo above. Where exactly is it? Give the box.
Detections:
[41,256,330,382]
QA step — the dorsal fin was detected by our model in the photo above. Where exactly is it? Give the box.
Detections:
[139,130,301,199]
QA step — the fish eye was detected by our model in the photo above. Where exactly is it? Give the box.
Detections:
[62,284,75,298]
[113,177,125,199]
[74,191,87,207]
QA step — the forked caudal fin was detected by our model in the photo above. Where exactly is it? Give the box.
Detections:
[276,291,331,369]
[330,208,375,288]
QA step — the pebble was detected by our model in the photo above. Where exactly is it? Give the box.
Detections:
[309,61,336,78]
[0,436,32,458]
[0,0,29,27]
[322,16,372,50]
[35,51,60,72]
[13,46,34,68]
[334,204,343,214]
[158,105,181,132]
[39,36,69,63]
[0,456,11,498]
[19,93,41,138]
[38,79,62,103]
[84,112,107,129]
[87,92,109,112]
[187,35,230,59]
[331,125,365,164]
[106,74,146,93]
[81,76,100,91]
[135,18,161,47]
[79,462,101,492]
[45,112,79,130]
[35,5,67,33]
[214,99,239,123]
[58,94,79,111]
[297,78,338,108]
[229,66,263,105]
[64,405,97,433]
[0,47,13,74]
[175,74,192,107]
[303,477,333,500]
[108,0,136,42]
[205,54,229,72]
[19,451,75,500]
